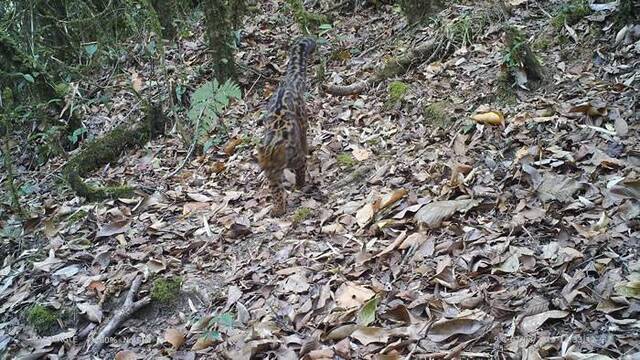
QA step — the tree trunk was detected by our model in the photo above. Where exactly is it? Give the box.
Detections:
[204,0,236,82]
[151,0,178,39]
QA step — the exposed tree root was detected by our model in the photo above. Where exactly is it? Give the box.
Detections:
[88,275,150,354]
[63,105,168,201]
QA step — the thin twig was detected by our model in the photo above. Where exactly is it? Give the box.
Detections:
[164,105,205,179]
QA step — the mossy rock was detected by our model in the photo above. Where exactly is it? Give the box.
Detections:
[25,304,59,334]
[385,81,409,108]
[151,277,182,305]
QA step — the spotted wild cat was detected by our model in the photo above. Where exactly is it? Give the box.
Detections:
[257,37,316,216]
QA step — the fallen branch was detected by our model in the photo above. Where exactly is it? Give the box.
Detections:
[88,274,150,354]
[323,37,440,96]
[323,5,507,97]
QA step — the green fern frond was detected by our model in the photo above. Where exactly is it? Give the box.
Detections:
[187,79,242,144]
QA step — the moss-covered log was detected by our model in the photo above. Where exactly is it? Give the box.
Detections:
[63,105,168,201]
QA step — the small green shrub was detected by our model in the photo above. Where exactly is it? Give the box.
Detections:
[292,207,312,223]
[445,16,481,48]
[336,153,356,169]
[552,0,591,28]
[503,27,526,71]
[285,0,328,34]
[151,277,182,304]
[26,304,58,333]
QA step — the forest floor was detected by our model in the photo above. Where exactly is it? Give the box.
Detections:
[1,0,640,359]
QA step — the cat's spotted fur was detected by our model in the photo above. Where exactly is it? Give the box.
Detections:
[257,37,316,216]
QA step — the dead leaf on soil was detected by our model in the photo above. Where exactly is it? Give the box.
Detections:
[96,219,129,238]
[537,173,582,203]
[77,302,103,323]
[352,147,371,161]
[335,282,376,309]
[350,327,390,345]
[164,327,185,349]
[519,310,569,334]
[115,350,141,360]
[414,199,480,229]
[224,136,244,156]
[427,316,484,342]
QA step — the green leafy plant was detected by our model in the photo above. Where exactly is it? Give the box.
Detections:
[502,28,526,71]
[552,0,591,28]
[188,79,242,149]
[285,0,328,34]
[198,311,235,343]
[67,127,88,145]
[357,296,380,326]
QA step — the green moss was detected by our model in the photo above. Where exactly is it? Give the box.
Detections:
[292,207,312,223]
[66,210,88,223]
[151,277,182,304]
[285,0,328,34]
[336,152,356,169]
[423,102,449,128]
[552,0,591,28]
[387,81,409,105]
[26,304,58,334]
